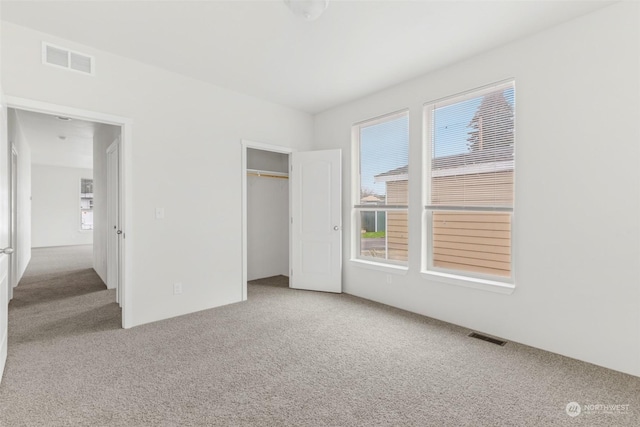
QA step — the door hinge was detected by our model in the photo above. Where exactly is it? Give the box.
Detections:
[290,269,293,277]
[291,217,293,224]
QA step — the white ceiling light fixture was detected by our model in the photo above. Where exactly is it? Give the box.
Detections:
[284,0,328,21]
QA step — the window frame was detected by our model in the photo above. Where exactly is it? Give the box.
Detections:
[422,81,516,293]
[351,109,410,273]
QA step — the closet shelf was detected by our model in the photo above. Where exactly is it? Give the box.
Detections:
[247,169,289,179]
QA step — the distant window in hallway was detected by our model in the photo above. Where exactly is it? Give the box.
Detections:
[80,178,94,230]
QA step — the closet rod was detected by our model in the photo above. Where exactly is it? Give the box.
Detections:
[247,170,289,180]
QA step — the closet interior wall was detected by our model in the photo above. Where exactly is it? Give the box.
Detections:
[246,148,289,281]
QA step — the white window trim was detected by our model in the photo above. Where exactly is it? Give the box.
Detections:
[351,259,409,275]
[421,270,515,294]
[351,109,410,269]
[421,80,516,291]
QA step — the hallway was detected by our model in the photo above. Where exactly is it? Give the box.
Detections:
[8,245,120,336]
[0,245,121,423]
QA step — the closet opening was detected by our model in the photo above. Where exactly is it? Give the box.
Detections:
[241,141,293,300]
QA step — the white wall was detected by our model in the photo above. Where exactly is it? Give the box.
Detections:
[1,22,314,326]
[7,108,31,282]
[247,148,288,173]
[247,149,289,280]
[93,123,120,284]
[314,2,640,376]
[31,164,93,248]
[0,8,7,383]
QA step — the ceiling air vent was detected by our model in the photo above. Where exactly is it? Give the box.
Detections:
[42,42,94,75]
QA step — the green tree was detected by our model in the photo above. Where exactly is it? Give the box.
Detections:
[467,90,514,151]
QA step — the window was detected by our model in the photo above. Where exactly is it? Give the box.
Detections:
[353,110,409,265]
[425,81,515,281]
[80,178,94,230]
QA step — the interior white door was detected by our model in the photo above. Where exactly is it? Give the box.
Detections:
[0,98,10,382]
[291,149,342,293]
[106,139,121,305]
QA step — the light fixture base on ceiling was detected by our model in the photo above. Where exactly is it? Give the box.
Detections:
[284,0,328,21]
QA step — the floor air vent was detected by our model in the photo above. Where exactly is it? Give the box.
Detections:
[468,332,507,346]
[42,42,94,75]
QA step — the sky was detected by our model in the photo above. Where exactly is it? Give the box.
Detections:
[433,87,515,157]
[359,87,515,197]
[360,114,409,196]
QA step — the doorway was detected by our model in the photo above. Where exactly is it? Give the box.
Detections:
[241,141,292,300]
[5,97,132,328]
[241,140,343,299]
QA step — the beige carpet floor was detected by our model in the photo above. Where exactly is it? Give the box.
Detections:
[0,245,639,426]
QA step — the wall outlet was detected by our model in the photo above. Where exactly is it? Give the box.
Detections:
[173,282,182,295]
[386,275,392,284]
[155,207,165,220]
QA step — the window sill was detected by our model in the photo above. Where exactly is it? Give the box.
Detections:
[421,270,514,295]
[351,259,408,275]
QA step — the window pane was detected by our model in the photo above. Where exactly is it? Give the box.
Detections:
[432,210,511,277]
[360,113,409,205]
[431,86,514,208]
[359,210,408,263]
[359,211,387,260]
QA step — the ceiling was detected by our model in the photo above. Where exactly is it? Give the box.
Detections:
[13,109,97,169]
[1,1,614,113]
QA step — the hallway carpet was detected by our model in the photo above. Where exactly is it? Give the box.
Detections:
[0,246,639,426]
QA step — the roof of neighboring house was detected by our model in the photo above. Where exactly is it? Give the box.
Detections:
[375,165,408,179]
[361,195,382,203]
[375,146,514,182]
[431,146,514,170]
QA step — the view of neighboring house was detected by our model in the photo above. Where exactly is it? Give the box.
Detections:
[370,165,409,262]
[374,146,514,276]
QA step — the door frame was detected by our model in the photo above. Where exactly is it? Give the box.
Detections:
[5,96,134,329]
[8,145,18,301]
[106,139,121,305]
[240,139,293,301]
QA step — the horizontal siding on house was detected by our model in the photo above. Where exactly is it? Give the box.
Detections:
[386,180,408,205]
[381,178,513,274]
[387,211,408,262]
[431,171,514,206]
[432,211,511,277]
[386,181,408,261]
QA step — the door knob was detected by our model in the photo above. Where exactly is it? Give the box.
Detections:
[1,247,14,255]
[333,226,340,231]
[116,230,123,235]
